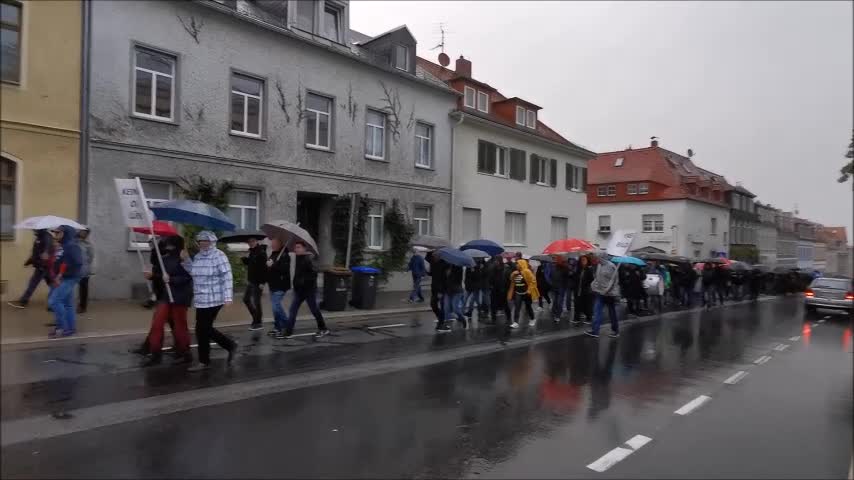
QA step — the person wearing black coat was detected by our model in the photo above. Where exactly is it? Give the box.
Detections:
[8,229,54,308]
[141,235,193,366]
[426,251,446,323]
[241,238,268,330]
[487,255,511,324]
[284,241,328,338]
[701,263,716,308]
[536,263,552,310]
[572,255,595,325]
[549,257,570,319]
[464,261,484,318]
[267,238,292,337]
[714,264,729,305]
[438,264,465,332]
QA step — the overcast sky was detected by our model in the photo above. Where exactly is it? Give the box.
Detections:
[352,1,853,238]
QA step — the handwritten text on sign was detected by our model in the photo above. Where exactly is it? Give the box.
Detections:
[114,178,151,229]
[606,229,637,257]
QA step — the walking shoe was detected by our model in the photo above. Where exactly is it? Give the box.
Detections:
[7,301,26,309]
[267,329,279,337]
[583,319,592,325]
[227,344,238,364]
[584,330,599,338]
[608,332,620,338]
[47,329,63,339]
[187,363,210,372]
[275,330,292,340]
[571,320,582,326]
[249,324,263,331]
[436,325,452,333]
[510,322,520,329]
[315,329,330,338]
[528,320,536,327]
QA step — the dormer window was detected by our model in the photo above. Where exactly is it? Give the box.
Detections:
[393,44,409,71]
[464,86,476,108]
[516,106,525,126]
[295,0,315,32]
[614,157,624,167]
[322,4,342,42]
[526,110,536,128]
[477,91,489,113]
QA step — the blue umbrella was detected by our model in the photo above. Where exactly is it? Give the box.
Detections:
[150,200,236,231]
[611,255,646,267]
[463,249,490,259]
[460,239,504,256]
[436,247,475,268]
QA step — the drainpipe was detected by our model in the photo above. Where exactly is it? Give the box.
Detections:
[449,113,464,244]
[77,0,92,223]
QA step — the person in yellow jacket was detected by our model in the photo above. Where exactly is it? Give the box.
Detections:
[507,259,540,328]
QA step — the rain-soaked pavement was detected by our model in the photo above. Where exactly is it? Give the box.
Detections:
[1,296,851,479]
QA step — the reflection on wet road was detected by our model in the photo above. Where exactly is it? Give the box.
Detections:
[1,297,851,479]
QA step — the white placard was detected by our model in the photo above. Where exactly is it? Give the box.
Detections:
[114,178,151,229]
[606,229,637,257]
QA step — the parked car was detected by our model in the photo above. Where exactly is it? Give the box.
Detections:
[804,276,853,313]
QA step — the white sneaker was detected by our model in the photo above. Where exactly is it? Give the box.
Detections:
[528,320,536,327]
[510,322,520,329]
[536,306,543,313]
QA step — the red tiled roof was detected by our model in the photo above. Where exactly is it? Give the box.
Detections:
[588,145,732,207]
[416,56,586,151]
[816,226,848,244]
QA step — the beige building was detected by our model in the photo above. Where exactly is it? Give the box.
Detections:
[1,0,82,301]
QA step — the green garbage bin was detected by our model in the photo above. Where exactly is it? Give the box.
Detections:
[321,269,351,311]
[349,266,381,309]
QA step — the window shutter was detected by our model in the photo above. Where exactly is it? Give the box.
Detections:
[581,168,587,192]
[477,141,487,173]
[549,159,557,187]
[530,154,539,184]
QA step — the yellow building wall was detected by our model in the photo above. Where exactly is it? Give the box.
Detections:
[1,0,81,302]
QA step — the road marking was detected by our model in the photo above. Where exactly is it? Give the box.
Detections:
[753,355,772,365]
[366,323,407,330]
[587,435,653,472]
[818,319,826,324]
[674,395,711,415]
[789,336,801,341]
[773,343,790,351]
[723,371,748,384]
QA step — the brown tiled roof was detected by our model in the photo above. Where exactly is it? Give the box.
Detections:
[416,56,589,152]
[816,226,848,244]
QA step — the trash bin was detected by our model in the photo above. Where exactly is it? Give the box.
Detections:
[321,269,351,311]
[349,266,381,309]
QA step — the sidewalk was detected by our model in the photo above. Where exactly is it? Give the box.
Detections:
[1,289,429,346]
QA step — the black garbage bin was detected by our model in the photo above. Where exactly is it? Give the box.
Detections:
[321,270,351,311]
[349,266,381,309]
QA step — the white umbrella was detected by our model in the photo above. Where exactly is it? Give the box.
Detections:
[261,220,318,256]
[14,215,84,230]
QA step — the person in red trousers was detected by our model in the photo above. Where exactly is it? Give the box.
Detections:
[141,235,193,366]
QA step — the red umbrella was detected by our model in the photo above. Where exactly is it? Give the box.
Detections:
[543,238,595,255]
[132,221,178,237]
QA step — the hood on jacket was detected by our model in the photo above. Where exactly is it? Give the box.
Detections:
[516,259,531,272]
[57,225,78,247]
[196,230,218,242]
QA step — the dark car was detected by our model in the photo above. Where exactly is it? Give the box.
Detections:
[804,277,853,313]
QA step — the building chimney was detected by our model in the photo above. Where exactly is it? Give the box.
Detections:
[650,136,659,147]
[455,55,472,78]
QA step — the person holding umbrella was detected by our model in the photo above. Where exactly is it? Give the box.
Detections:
[47,226,84,337]
[284,241,329,338]
[183,231,237,371]
[7,229,54,309]
[407,248,426,303]
[585,253,621,338]
[241,236,267,331]
[487,254,510,325]
[266,237,291,339]
[440,262,466,332]
[573,254,595,325]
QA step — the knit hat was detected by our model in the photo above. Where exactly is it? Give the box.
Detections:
[196,230,218,242]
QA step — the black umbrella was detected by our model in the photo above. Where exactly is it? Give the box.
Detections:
[701,257,728,264]
[412,235,450,250]
[218,230,267,244]
[530,254,556,263]
[729,261,750,271]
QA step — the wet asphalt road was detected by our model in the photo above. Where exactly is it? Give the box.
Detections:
[1,297,851,479]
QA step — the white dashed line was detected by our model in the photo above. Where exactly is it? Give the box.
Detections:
[587,434,653,472]
[773,344,790,351]
[753,355,772,365]
[723,371,749,385]
[789,336,801,341]
[674,395,712,415]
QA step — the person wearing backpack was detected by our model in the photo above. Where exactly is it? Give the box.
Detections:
[585,254,621,338]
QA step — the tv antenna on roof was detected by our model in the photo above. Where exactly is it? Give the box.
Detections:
[431,23,450,67]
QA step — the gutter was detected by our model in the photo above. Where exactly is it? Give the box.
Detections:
[77,0,92,223]
[450,111,596,159]
[449,113,465,243]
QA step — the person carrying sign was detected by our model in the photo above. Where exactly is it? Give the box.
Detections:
[585,253,621,338]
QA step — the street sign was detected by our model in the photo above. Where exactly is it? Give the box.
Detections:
[606,229,637,257]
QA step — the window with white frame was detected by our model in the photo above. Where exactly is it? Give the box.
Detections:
[536,155,549,185]
[462,207,481,242]
[226,189,260,231]
[638,182,649,194]
[230,73,263,137]
[1,0,22,84]
[133,47,175,121]
[365,109,386,160]
[526,110,536,128]
[393,44,409,71]
[565,164,586,191]
[464,86,476,108]
[367,202,384,249]
[477,140,507,176]
[0,156,16,238]
[627,183,638,195]
[550,216,568,242]
[305,92,332,149]
[598,215,611,233]
[295,0,315,31]
[476,91,489,112]
[415,122,432,168]
[642,214,664,233]
[597,186,607,197]
[504,211,526,245]
[614,157,624,167]
[515,106,525,126]
[413,205,432,236]
[130,180,174,249]
[322,3,341,42]
[607,185,616,196]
